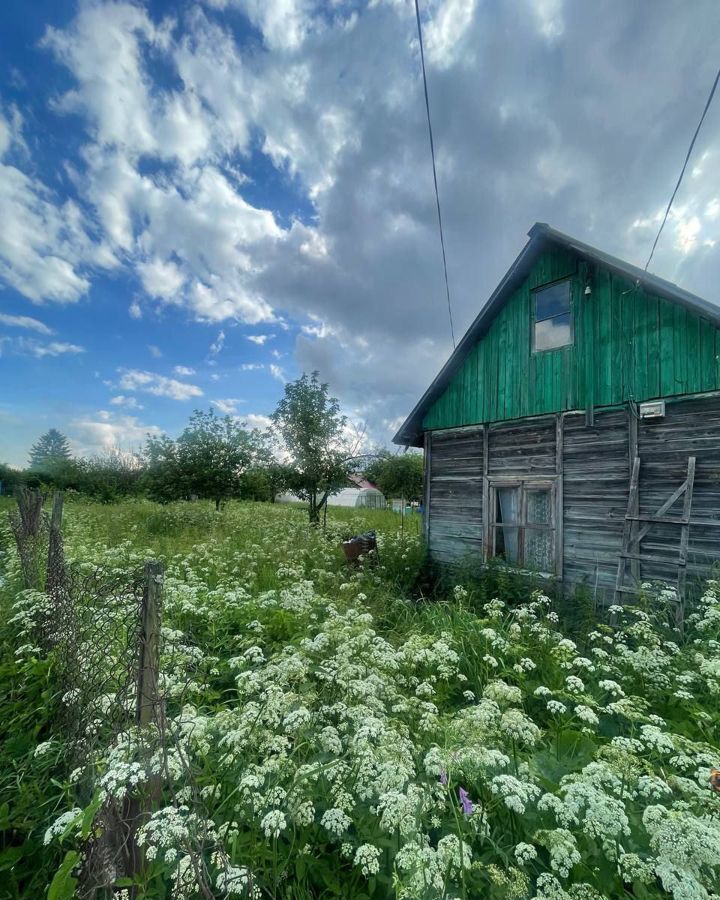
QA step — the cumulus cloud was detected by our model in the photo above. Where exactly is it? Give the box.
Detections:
[246,333,274,345]
[0,102,105,304]
[117,368,204,401]
[173,365,196,376]
[1,0,718,449]
[70,409,161,456]
[244,412,273,430]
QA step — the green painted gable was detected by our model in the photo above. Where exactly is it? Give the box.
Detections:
[422,246,720,430]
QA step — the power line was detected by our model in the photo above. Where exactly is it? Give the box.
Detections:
[645,64,720,272]
[413,0,456,349]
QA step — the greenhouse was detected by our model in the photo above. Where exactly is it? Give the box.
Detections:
[277,487,387,509]
[327,487,386,509]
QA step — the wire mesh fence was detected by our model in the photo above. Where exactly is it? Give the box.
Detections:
[7,488,224,898]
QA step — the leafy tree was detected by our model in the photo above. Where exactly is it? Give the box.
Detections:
[271,372,357,524]
[372,452,424,502]
[28,429,72,473]
[0,462,21,495]
[76,450,144,503]
[362,448,393,487]
[145,409,261,510]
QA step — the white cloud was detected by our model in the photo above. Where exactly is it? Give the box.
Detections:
[110,394,143,409]
[225,0,315,51]
[173,365,196,376]
[2,0,718,455]
[118,368,204,401]
[212,397,243,414]
[425,0,478,69]
[137,257,185,299]
[0,103,101,304]
[269,363,286,383]
[0,313,53,335]
[148,344,163,358]
[18,339,85,358]
[70,410,161,456]
[244,412,273,430]
[241,363,264,371]
[246,333,274,345]
[209,330,225,356]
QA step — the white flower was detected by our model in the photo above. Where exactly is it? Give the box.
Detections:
[43,809,83,846]
[321,807,351,838]
[261,810,287,839]
[565,675,584,694]
[490,774,541,814]
[354,843,381,876]
[574,705,599,727]
[514,842,537,864]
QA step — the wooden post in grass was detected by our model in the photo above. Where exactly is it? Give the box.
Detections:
[137,559,164,728]
[46,492,65,599]
[126,560,165,881]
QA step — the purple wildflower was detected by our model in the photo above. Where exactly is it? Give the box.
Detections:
[439,771,448,786]
[458,787,473,816]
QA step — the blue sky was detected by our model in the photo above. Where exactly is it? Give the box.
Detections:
[2,0,720,466]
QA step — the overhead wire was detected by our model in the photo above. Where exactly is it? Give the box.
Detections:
[644,64,720,272]
[413,0,456,349]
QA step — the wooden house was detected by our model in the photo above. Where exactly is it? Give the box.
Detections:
[393,223,720,603]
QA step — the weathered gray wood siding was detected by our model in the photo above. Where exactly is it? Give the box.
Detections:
[424,392,720,596]
[427,428,484,562]
[488,416,556,476]
[562,409,630,593]
[637,395,720,586]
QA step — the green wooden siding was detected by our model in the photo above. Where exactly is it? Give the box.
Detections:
[423,247,720,430]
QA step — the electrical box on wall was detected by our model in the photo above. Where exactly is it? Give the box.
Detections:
[639,400,665,419]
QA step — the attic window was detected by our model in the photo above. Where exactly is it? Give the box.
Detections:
[533,278,572,351]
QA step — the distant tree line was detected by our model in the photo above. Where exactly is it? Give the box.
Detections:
[0,373,424,520]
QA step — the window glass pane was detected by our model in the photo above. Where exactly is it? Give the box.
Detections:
[494,525,520,563]
[534,312,571,351]
[524,528,553,571]
[496,487,519,524]
[535,280,570,321]
[527,489,551,524]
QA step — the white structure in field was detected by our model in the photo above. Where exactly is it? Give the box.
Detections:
[277,477,386,510]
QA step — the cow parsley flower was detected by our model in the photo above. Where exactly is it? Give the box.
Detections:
[354,843,381,876]
[321,807,351,838]
[261,810,287,839]
[490,774,541,814]
[574,705,599,727]
[43,809,83,846]
[514,842,537,864]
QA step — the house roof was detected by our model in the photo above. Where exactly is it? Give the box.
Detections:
[393,222,720,447]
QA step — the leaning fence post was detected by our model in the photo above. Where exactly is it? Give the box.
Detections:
[137,559,164,728]
[11,486,46,590]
